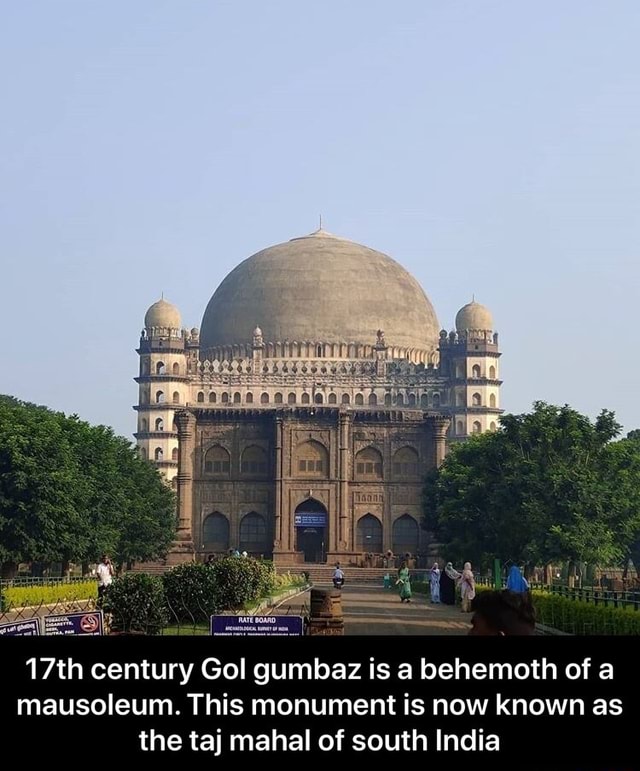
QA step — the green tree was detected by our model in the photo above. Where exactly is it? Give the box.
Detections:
[423,402,638,571]
[0,395,175,574]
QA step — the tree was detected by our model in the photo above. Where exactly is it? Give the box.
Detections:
[0,395,176,574]
[423,402,639,571]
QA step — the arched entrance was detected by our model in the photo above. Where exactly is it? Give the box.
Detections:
[294,498,327,563]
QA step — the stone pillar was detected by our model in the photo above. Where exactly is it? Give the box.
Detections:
[273,416,283,549]
[169,409,196,564]
[338,410,351,550]
[431,415,450,468]
[175,410,196,541]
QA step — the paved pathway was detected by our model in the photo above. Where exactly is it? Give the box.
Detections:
[277,584,471,636]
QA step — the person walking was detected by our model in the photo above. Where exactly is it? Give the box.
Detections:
[429,562,441,603]
[440,562,460,605]
[96,554,114,603]
[460,561,476,612]
[396,561,412,603]
[506,565,529,593]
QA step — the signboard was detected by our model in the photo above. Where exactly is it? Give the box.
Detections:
[211,615,303,636]
[43,611,104,636]
[294,513,326,527]
[0,619,41,636]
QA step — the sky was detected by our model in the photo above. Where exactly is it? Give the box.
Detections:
[1,1,638,438]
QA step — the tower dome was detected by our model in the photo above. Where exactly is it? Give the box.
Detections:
[144,298,182,330]
[455,300,494,333]
[200,228,440,359]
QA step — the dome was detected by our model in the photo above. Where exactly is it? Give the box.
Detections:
[455,300,494,332]
[144,298,181,330]
[200,229,440,355]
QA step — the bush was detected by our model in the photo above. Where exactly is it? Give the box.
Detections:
[101,573,168,635]
[162,563,220,623]
[2,581,97,609]
[210,557,275,610]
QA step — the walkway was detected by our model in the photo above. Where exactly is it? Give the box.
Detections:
[278,584,471,636]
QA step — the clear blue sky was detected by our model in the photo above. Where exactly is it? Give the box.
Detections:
[1,1,638,438]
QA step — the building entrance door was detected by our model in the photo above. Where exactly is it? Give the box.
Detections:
[297,528,325,563]
[294,498,328,563]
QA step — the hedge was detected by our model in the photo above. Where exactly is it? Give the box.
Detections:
[1,581,97,609]
[531,591,640,635]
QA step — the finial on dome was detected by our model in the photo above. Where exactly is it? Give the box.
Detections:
[455,299,494,333]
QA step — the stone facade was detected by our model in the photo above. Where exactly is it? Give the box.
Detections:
[134,229,502,566]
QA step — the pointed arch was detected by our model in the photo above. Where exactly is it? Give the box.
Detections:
[357,514,382,553]
[392,514,418,557]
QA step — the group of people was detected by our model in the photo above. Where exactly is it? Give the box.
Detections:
[427,561,478,611]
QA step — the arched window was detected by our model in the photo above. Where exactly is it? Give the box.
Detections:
[209,392,216,403]
[221,392,229,403]
[490,393,496,408]
[197,391,204,403]
[156,391,165,404]
[260,392,269,405]
[355,393,364,405]
[420,394,429,408]
[456,420,464,435]
[316,344,322,357]
[140,418,148,432]
[456,392,465,407]
[489,365,496,379]
[155,417,164,431]
[301,393,310,404]
[472,393,481,407]
[396,393,404,406]
[239,512,269,554]
[204,445,230,475]
[140,447,147,460]
[296,440,329,478]
[171,447,178,461]
[473,421,482,434]
[392,514,419,557]
[408,393,416,406]
[275,392,283,404]
[231,392,240,404]
[369,393,378,406]
[393,447,419,478]
[456,364,465,378]
[172,362,180,376]
[172,391,180,404]
[341,393,350,405]
[355,447,383,479]
[288,392,296,404]
[490,421,497,431]
[241,445,268,475]
[154,447,163,461]
[384,393,392,406]
[472,364,481,378]
[357,514,383,553]
[328,393,337,404]
[314,392,323,404]
[432,393,440,407]
[156,361,166,375]
[246,392,254,404]
[203,512,229,552]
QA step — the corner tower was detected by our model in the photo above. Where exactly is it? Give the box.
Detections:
[134,298,187,486]
[440,300,502,440]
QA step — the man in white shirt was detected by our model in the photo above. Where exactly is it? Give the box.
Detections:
[333,563,345,589]
[96,554,114,601]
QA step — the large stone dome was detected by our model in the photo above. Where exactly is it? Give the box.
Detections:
[200,229,440,355]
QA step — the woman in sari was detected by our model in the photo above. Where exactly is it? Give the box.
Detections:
[460,561,476,612]
[429,563,441,603]
[506,565,529,593]
[396,561,412,603]
[440,562,460,605]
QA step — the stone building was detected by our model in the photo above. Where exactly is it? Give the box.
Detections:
[134,228,502,566]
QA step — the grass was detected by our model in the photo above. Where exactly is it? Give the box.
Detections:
[2,581,97,608]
